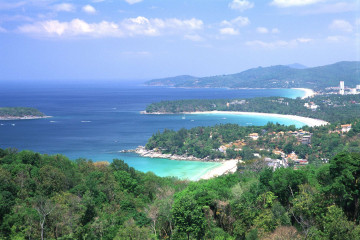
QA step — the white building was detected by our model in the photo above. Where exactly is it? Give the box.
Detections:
[341,124,352,133]
[339,81,345,95]
[350,88,357,94]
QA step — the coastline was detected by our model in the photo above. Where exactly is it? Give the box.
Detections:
[142,110,329,127]
[188,111,328,127]
[147,85,315,99]
[0,115,52,121]
[130,146,240,180]
[199,160,239,180]
[292,88,315,99]
[131,146,224,162]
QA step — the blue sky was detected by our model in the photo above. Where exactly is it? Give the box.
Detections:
[0,0,359,81]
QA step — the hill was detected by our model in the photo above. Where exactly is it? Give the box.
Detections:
[0,107,47,120]
[2,141,360,239]
[145,94,360,123]
[145,61,360,90]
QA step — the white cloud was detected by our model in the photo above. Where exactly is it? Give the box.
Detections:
[270,0,325,7]
[246,40,290,48]
[329,19,353,32]
[255,27,279,34]
[0,26,7,33]
[125,0,143,4]
[256,27,268,34]
[229,0,254,11]
[297,38,312,43]
[219,27,239,35]
[17,17,204,38]
[82,5,96,14]
[184,34,204,41]
[221,16,250,27]
[246,38,312,49]
[219,16,249,36]
[53,3,75,12]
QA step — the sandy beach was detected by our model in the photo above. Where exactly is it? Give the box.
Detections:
[200,160,239,180]
[189,111,328,127]
[292,88,315,99]
[131,146,241,180]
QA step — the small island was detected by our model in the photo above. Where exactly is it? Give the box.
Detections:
[0,107,49,120]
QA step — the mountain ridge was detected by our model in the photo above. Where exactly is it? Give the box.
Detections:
[145,61,360,90]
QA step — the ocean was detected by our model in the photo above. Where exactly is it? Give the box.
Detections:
[0,81,305,180]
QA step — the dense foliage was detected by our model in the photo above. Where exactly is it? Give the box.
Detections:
[146,94,360,123]
[145,121,360,163]
[0,107,45,118]
[0,149,186,239]
[146,61,360,90]
[1,149,360,239]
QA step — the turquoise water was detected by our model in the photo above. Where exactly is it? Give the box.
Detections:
[184,113,305,128]
[0,82,305,180]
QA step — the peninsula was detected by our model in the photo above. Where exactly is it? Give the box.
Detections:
[0,107,49,120]
[138,93,360,179]
[144,94,360,123]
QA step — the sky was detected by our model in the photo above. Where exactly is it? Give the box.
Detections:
[0,0,359,81]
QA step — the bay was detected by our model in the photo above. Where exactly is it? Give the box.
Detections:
[0,81,305,180]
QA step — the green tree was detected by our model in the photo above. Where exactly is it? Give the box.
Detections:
[172,193,206,240]
[270,168,307,205]
[317,205,360,240]
[325,152,360,221]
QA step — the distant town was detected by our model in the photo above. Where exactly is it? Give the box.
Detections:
[322,80,360,95]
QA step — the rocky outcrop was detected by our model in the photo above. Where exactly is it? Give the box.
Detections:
[129,146,223,162]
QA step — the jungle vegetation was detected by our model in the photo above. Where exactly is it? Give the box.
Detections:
[0,149,359,239]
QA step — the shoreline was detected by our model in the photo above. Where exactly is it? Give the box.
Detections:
[199,160,239,180]
[187,111,328,127]
[129,146,241,180]
[131,146,224,162]
[292,88,315,99]
[142,111,328,127]
[0,116,52,121]
[147,85,315,99]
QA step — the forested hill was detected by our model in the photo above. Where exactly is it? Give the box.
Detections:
[0,107,45,119]
[145,94,360,123]
[1,148,360,239]
[145,61,360,90]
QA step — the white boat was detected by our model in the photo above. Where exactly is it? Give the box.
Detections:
[182,115,186,119]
